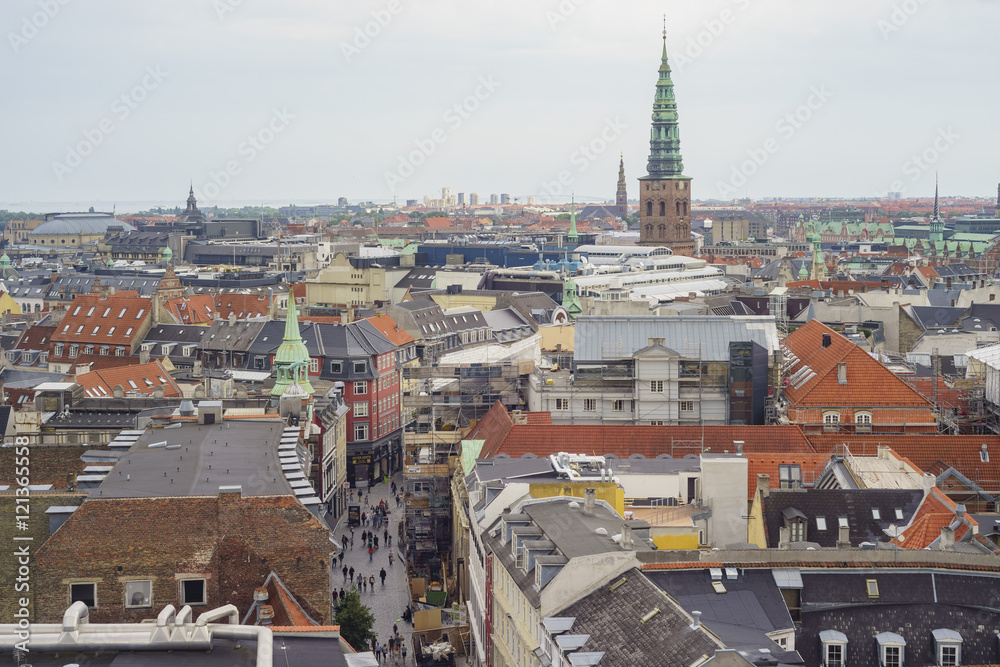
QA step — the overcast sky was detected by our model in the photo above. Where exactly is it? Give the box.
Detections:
[2,0,998,210]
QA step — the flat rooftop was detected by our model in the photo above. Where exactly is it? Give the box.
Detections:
[92,420,294,499]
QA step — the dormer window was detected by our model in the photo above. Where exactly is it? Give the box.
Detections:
[932,629,962,666]
[819,629,847,667]
[876,632,905,667]
[783,507,807,542]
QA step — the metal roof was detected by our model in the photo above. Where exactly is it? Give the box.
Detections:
[574,315,779,362]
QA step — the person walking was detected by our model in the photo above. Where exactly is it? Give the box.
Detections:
[357,573,364,590]
[339,587,345,600]
[338,551,344,566]
[332,589,338,603]
[388,551,394,566]
[369,574,376,591]
[401,644,407,665]
[369,545,374,562]
[361,575,367,592]
[379,567,387,586]
[342,564,348,581]
[374,535,379,550]
[375,642,382,663]
[387,533,392,548]
[349,566,355,582]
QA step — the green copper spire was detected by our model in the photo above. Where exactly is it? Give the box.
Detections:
[568,193,578,243]
[562,276,582,319]
[929,173,944,243]
[646,18,685,178]
[271,296,314,396]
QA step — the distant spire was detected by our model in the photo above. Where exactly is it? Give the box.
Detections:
[646,22,684,178]
[568,192,578,243]
[662,14,668,58]
[995,182,999,217]
[933,172,940,220]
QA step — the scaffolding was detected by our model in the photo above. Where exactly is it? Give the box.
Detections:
[401,361,527,581]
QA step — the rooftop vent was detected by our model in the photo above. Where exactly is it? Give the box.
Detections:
[822,333,832,348]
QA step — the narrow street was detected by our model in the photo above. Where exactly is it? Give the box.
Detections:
[333,474,413,662]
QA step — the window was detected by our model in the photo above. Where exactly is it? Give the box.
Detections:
[866,579,879,598]
[825,643,843,667]
[779,464,801,489]
[70,582,96,608]
[789,518,805,542]
[872,508,881,520]
[100,345,109,356]
[135,309,145,319]
[76,325,84,334]
[354,361,367,374]
[115,347,126,356]
[823,412,840,425]
[125,327,133,336]
[124,580,152,608]
[354,423,369,440]
[612,399,627,413]
[816,517,827,531]
[353,402,369,417]
[107,326,116,336]
[650,380,664,393]
[180,579,206,605]
[310,358,319,373]
[650,420,664,425]
[883,646,901,667]
[330,361,342,374]
[68,345,78,358]
[680,400,694,412]
[54,343,63,357]
[354,381,368,394]
[839,517,849,528]
[583,399,596,412]
[855,412,872,424]
[895,508,904,521]
[940,645,958,666]
[91,326,100,335]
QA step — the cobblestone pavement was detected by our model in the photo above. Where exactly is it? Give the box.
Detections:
[332,474,412,663]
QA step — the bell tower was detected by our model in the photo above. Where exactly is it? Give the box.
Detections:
[639,19,694,255]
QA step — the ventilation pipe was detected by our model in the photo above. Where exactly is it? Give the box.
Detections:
[691,611,702,629]
[584,488,596,516]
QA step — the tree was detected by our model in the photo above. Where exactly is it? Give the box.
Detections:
[334,589,376,650]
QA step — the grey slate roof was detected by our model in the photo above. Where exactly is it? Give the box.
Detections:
[761,489,923,548]
[799,570,1000,667]
[552,568,723,667]
[574,315,779,362]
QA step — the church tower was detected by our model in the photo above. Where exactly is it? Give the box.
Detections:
[615,154,628,216]
[929,173,944,244]
[639,21,694,255]
[995,182,999,218]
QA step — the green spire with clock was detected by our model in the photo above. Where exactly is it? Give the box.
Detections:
[645,17,685,178]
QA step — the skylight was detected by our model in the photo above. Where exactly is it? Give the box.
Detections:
[711,581,727,594]
[866,579,879,598]
[872,508,881,520]
[838,517,848,528]
[895,508,903,521]
[816,517,827,531]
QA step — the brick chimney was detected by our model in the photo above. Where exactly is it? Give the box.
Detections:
[940,525,955,551]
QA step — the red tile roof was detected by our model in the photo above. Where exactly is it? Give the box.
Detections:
[892,487,975,549]
[77,360,181,398]
[806,434,1000,493]
[471,403,816,459]
[51,294,151,353]
[365,314,415,346]
[423,217,451,228]
[215,293,271,320]
[782,320,934,409]
[13,324,56,350]
[163,294,215,324]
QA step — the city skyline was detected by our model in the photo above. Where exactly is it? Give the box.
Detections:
[3,0,998,208]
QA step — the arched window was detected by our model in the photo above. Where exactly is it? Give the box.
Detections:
[675,201,681,215]
[659,201,665,216]
[646,201,652,216]
[683,201,688,215]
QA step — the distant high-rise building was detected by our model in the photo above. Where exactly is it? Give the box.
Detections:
[406,199,419,207]
[616,155,628,216]
[490,194,499,205]
[639,25,694,255]
[500,193,510,205]
[527,196,536,206]
[470,193,479,206]
[458,192,466,206]
[338,197,348,207]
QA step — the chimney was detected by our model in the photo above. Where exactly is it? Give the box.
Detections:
[139,348,150,365]
[822,333,832,348]
[258,604,274,626]
[691,610,702,629]
[228,312,236,325]
[837,523,851,549]
[584,488,595,516]
[955,503,966,521]
[778,525,790,550]
[922,473,936,495]
[621,524,633,550]
[940,525,955,551]
[756,474,771,498]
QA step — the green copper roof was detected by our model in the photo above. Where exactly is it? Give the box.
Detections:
[645,31,685,178]
[271,297,314,396]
